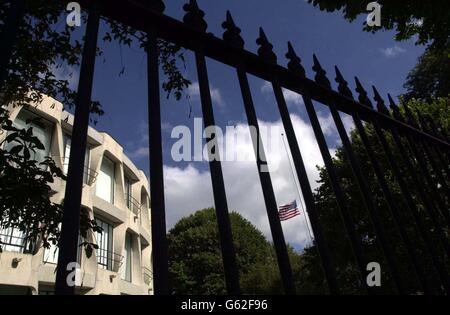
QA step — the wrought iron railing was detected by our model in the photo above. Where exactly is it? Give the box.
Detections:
[3,0,449,295]
[0,230,36,254]
[142,267,153,286]
[125,193,141,218]
[62,158,98,186]
[96,247,123,271]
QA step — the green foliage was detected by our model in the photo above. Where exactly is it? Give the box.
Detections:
[307,0,450,47]
[0,0,191,113]
[0,104,101,253]
[401,97,450,131]
[168,208,313,295]
[0,1,190,254]
[0,104,64,251]
[404,44,450,101]
[300,98,450,294]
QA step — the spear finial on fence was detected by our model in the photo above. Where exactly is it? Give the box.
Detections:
[256,27,277,64]
[285,42,305,78]
[388,94,404,122]
[183,0,207,32]
[354,77,373,108]
[145,0,166,13]
[372,86,390,115]
[312,54,331,89]
[334,66,353,99]
[222,11,244,49]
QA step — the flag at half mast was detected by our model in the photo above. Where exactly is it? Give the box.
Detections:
[278,200,300,221]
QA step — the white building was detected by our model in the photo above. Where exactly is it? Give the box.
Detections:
[0,96,153,295]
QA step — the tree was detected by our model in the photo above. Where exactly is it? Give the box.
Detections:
[297,98,449,294]
[0,1,189,252]
[168,208,312,295]
[404,44,450,101]
[307,0,450,48]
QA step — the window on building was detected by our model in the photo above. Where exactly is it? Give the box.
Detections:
[63,135,91,185]
[5,109,53,164]
[96,156,115,203]
[43,228,82,265]
[0,227,26,253]
[95,218,113,270]
[121,232,132,282]
[124,176,132,210]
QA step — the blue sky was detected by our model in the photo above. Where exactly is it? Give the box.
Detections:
[59,0,425,250]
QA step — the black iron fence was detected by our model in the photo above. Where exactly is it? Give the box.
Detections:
[1,0,449,295]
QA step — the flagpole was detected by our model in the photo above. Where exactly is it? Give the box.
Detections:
[281,133,314,244]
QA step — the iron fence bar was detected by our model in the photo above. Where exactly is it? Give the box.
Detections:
[334,71,432,293]
[395,119,450,227]
[194,46,241,295]
[426,116,450,144]
[370,119,450,294]
[400,107,450,205]
[403,135,450,225]
[372,93,450,249]
[415,113,450,182]
[184,0,240,295]
[274,86,343,292]
[418,141,450,197]
[303,92,373,294]
[425,117,450,163]
[352,114,432,294]
[222,17,297,293]
[388,129,450,252]
[428,145,450,180]
[312,59,407,293]
[146,24,169,295]
[273,78,342,294]
[236,66,296,294]
[55,4,100,295]
[285,77,372,293]
[63,0,450,150]
[249,35,341,294]
[0,0,25,89]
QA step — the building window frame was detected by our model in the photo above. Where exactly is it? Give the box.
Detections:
[94,217,114,271]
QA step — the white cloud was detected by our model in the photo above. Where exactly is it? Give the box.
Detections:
[163,113,331,249]
[188,81,226,107]
[261,82,304,106]
[380,46,406,58]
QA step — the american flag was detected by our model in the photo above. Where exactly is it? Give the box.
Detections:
[278,200,300,221]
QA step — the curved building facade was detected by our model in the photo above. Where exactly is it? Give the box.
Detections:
[0,96,153,295]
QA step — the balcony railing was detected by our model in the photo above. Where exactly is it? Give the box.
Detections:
[125,193,141,219]
[64,164,98,186]
[96,248,124,271]
[0,231,36,254]
[61,157,98,186]
[142,267,153,285]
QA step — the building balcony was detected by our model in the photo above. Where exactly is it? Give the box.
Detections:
[0,230,37,255]
[125,193,141,221]
[63,162,98,186]
[96,248,124,272]
[142,267,153,286]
